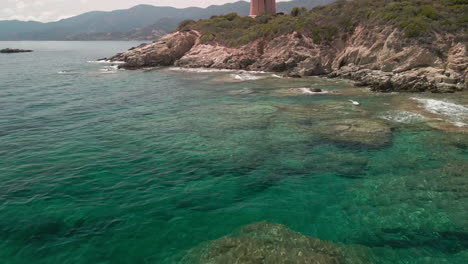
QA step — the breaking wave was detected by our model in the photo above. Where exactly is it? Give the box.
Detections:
[231,73,265,81]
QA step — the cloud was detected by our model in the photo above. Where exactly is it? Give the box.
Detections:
[2,8,15,15]
[16,1,26,9]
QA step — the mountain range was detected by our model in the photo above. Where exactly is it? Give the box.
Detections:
[0,0,334,41]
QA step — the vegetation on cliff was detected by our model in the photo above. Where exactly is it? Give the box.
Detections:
[178,0,467,47]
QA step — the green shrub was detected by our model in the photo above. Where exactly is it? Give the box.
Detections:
[403,17,430,37]
[180,1,466,47]
[310,26,338,44]
[224,13,239,21]
[419,5,440,19]
[448,0,468,4]
[200,33,215,43]
[310,27,322,44]
[291,7,308,17]
[177,20,195,31]
[255,13,275,24]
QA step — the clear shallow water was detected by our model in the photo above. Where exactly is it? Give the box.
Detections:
[0,41,467,263]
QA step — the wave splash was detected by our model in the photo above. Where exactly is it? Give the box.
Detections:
[413,98,468,127]
[231,73,265,81]
[87,60,125,64]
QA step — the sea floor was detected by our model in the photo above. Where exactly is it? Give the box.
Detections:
[0,42,467,263]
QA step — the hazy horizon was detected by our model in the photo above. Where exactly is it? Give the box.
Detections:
[1,0,293,23]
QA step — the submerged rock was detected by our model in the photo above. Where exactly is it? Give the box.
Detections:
[316,162,468,254]
[183,221,373,264]
[0,48,33,53]
[316,119,392,147]
[311,88,323,93]
[280,102,369,123]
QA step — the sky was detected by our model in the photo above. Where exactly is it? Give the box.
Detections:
[1,0,290,22]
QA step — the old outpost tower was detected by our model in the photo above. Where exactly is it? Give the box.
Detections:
[250,0,276,17]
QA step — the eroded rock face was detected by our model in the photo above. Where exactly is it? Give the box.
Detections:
[176,32,334,73]
[109,27,467,92]
[110,31,200,69]
[176,43,259,69]
[183,221,373,264]
[328,26,465,93]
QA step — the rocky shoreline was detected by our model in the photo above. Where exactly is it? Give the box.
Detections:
[109,27,467,93]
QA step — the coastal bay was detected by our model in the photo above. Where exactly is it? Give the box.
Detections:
[0,41,467,263]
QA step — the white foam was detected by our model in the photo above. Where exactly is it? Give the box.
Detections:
[167,67,268,74]
[412,98,468,127]
[379,111,426,124]
[99,65,121,73]
[297,88,329,95]
[231,73,265,81]
[57,70,79,75]
[453,122,467,127]
[168,67,235,73]
[271,74,283,78]
[87,60,125,64]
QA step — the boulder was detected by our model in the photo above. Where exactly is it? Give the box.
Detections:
[110,30,200,69]
[290,57,326,76]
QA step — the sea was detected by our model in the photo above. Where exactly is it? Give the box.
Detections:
[0,41,467,263]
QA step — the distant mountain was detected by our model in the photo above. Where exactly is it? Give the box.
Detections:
[0,0,335,40]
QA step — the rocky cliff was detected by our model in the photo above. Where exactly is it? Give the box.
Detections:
[109,27,467,93]
[109,0,467,93]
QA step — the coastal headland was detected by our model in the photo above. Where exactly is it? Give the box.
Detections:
[108,0,467,93]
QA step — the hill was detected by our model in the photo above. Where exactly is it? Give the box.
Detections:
[0,0,334,40]
[182,0,467,46]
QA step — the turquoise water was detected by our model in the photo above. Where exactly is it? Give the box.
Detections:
[0,41,467,263]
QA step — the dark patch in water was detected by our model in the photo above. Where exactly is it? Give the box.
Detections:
[352,229,468,254]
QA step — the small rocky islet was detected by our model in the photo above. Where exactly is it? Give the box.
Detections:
[0,48,33,53]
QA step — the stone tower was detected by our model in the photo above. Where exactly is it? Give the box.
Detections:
[250,0,276,17]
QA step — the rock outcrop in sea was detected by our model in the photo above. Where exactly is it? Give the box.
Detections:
[0,48,33,53]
